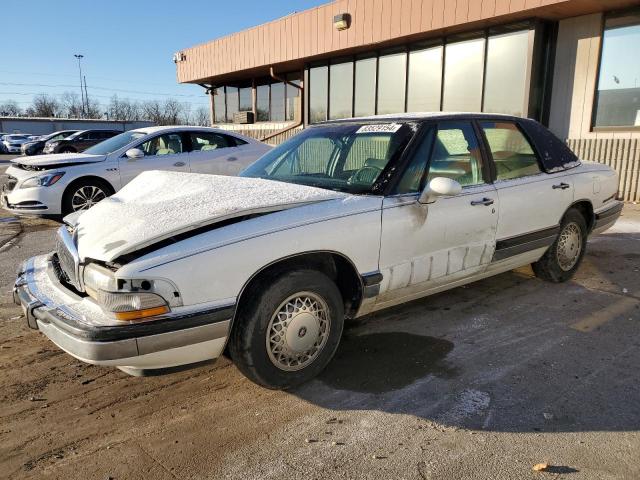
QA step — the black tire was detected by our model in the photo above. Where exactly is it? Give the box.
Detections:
[532,208,588,283]
[228,269,345,389]
[61,178,113,217]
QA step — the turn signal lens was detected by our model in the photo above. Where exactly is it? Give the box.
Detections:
[113,306,170,322]
[95,290,170,322]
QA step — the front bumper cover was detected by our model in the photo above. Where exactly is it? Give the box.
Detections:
[13,256,233,368]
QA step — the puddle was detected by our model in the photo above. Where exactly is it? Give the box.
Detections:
[319,332,457,394]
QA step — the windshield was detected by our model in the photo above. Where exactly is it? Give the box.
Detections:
[44,131,75,141]
[241,122,417,194]
[84,131,148,155]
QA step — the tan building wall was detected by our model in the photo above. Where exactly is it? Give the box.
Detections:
[548,13,640,202]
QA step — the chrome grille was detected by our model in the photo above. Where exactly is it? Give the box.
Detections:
[1,175,17,193]
[55,228,81,290]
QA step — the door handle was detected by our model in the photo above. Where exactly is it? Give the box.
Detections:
[173,161,186,167]
[226,156,238,162]
[471,197,494,206]
[553,182,570,190]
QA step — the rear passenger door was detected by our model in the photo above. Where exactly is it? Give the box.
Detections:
[478,120,573,262]
[188,132,247,176]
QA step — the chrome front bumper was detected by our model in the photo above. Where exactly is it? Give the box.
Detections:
[13,256,233,372]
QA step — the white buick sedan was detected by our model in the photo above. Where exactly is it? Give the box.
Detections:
[2,126,271,216]
[14,113,622,389]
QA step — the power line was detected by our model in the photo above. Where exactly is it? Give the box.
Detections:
[0,69,185,88]
[0,91,209,108]
[0,81,207,98]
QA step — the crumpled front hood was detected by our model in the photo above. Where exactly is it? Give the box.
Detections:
[12,152,106,167]
[73,171,347,262]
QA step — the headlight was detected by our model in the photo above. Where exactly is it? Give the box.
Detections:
[82,263,179,322]
[20,172,65,189]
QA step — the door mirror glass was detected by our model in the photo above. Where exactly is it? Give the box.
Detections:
[418,177,462,204]
[125,148,144,160]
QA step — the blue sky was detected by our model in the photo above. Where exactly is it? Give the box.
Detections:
[1,0,324,112]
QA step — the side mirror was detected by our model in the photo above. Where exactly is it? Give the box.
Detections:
[418,177,462,204]
[125,148,144,160]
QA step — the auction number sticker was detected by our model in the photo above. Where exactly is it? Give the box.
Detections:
[356,123,402,134]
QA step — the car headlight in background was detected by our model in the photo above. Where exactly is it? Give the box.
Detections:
[20,172,65,189]
[82,263,182,322]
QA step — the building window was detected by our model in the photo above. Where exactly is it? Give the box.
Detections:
[256,84,270,121]
[309,65,328,123]
[286,73,301,121]
[329,61,354,120]
[239,87,252,112]
[407,44,443,112]
[270,82,285,122]
[354,57,376,117]
[442,37,485,112]
[213,88,226,123]
[377,51,407,115]
[484,30,530,117]
[226,87,239,122]
[593,10,640,128]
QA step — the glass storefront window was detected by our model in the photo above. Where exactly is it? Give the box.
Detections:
[256,84,270,121]
[309,65,328,123]
[442,37,485,112]
[407,45,443,112]
[329,61,354,120]
[213,88,226,123]
[239,87,252,112]
[271,82,285,122]
[286,73,301,121]
[354,57,376,117]
[484,30,530,116]
[377,51,407,115]
[594,11,640,127]
[226,87,239,121]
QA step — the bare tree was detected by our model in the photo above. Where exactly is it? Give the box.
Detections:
[60,91,84,118]
[193,106,210,126]
[108,95,141,121]
[25,94,61,117]
[0,100,21,116]
[84,96,103,119]
[162,98,183,125]
[141,99,163,124]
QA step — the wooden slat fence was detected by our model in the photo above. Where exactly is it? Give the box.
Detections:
[567,138,640,202]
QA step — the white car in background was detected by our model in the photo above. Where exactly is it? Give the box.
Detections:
[2,134,33,153]
[1,126,271,216]
[13,113,621,388]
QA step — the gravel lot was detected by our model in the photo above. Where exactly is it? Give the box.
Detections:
[1,167,639,479]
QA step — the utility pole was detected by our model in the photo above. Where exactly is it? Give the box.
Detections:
[74,54,85,117]
[83,75,89,116]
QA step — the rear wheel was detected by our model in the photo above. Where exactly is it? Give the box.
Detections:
[61,179,113,216]
[532,208,587,283]
[229,269,344,389]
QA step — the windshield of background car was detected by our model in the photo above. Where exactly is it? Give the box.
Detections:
[84,131,148,155]
[241,122,418,194]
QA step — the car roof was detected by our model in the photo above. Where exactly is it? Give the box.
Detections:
[128,125,259,141]
[320,112,527,125]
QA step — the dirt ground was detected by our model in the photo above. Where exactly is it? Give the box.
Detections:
[1,195,639,479]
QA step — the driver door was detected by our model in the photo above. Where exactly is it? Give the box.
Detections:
[376,121,499,309]
[118,132,190,186]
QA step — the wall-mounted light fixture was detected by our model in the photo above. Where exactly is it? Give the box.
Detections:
[333,13,351,31]
[173,52,186,63]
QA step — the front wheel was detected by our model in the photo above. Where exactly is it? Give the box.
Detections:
[532,208,588,283]
[228,269,344,389]
[61,179,113,216]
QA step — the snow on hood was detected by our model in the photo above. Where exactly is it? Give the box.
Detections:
[12,152,106,167]
[74,170,346,262]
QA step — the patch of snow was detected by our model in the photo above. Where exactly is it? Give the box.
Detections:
[75,171,346,262]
